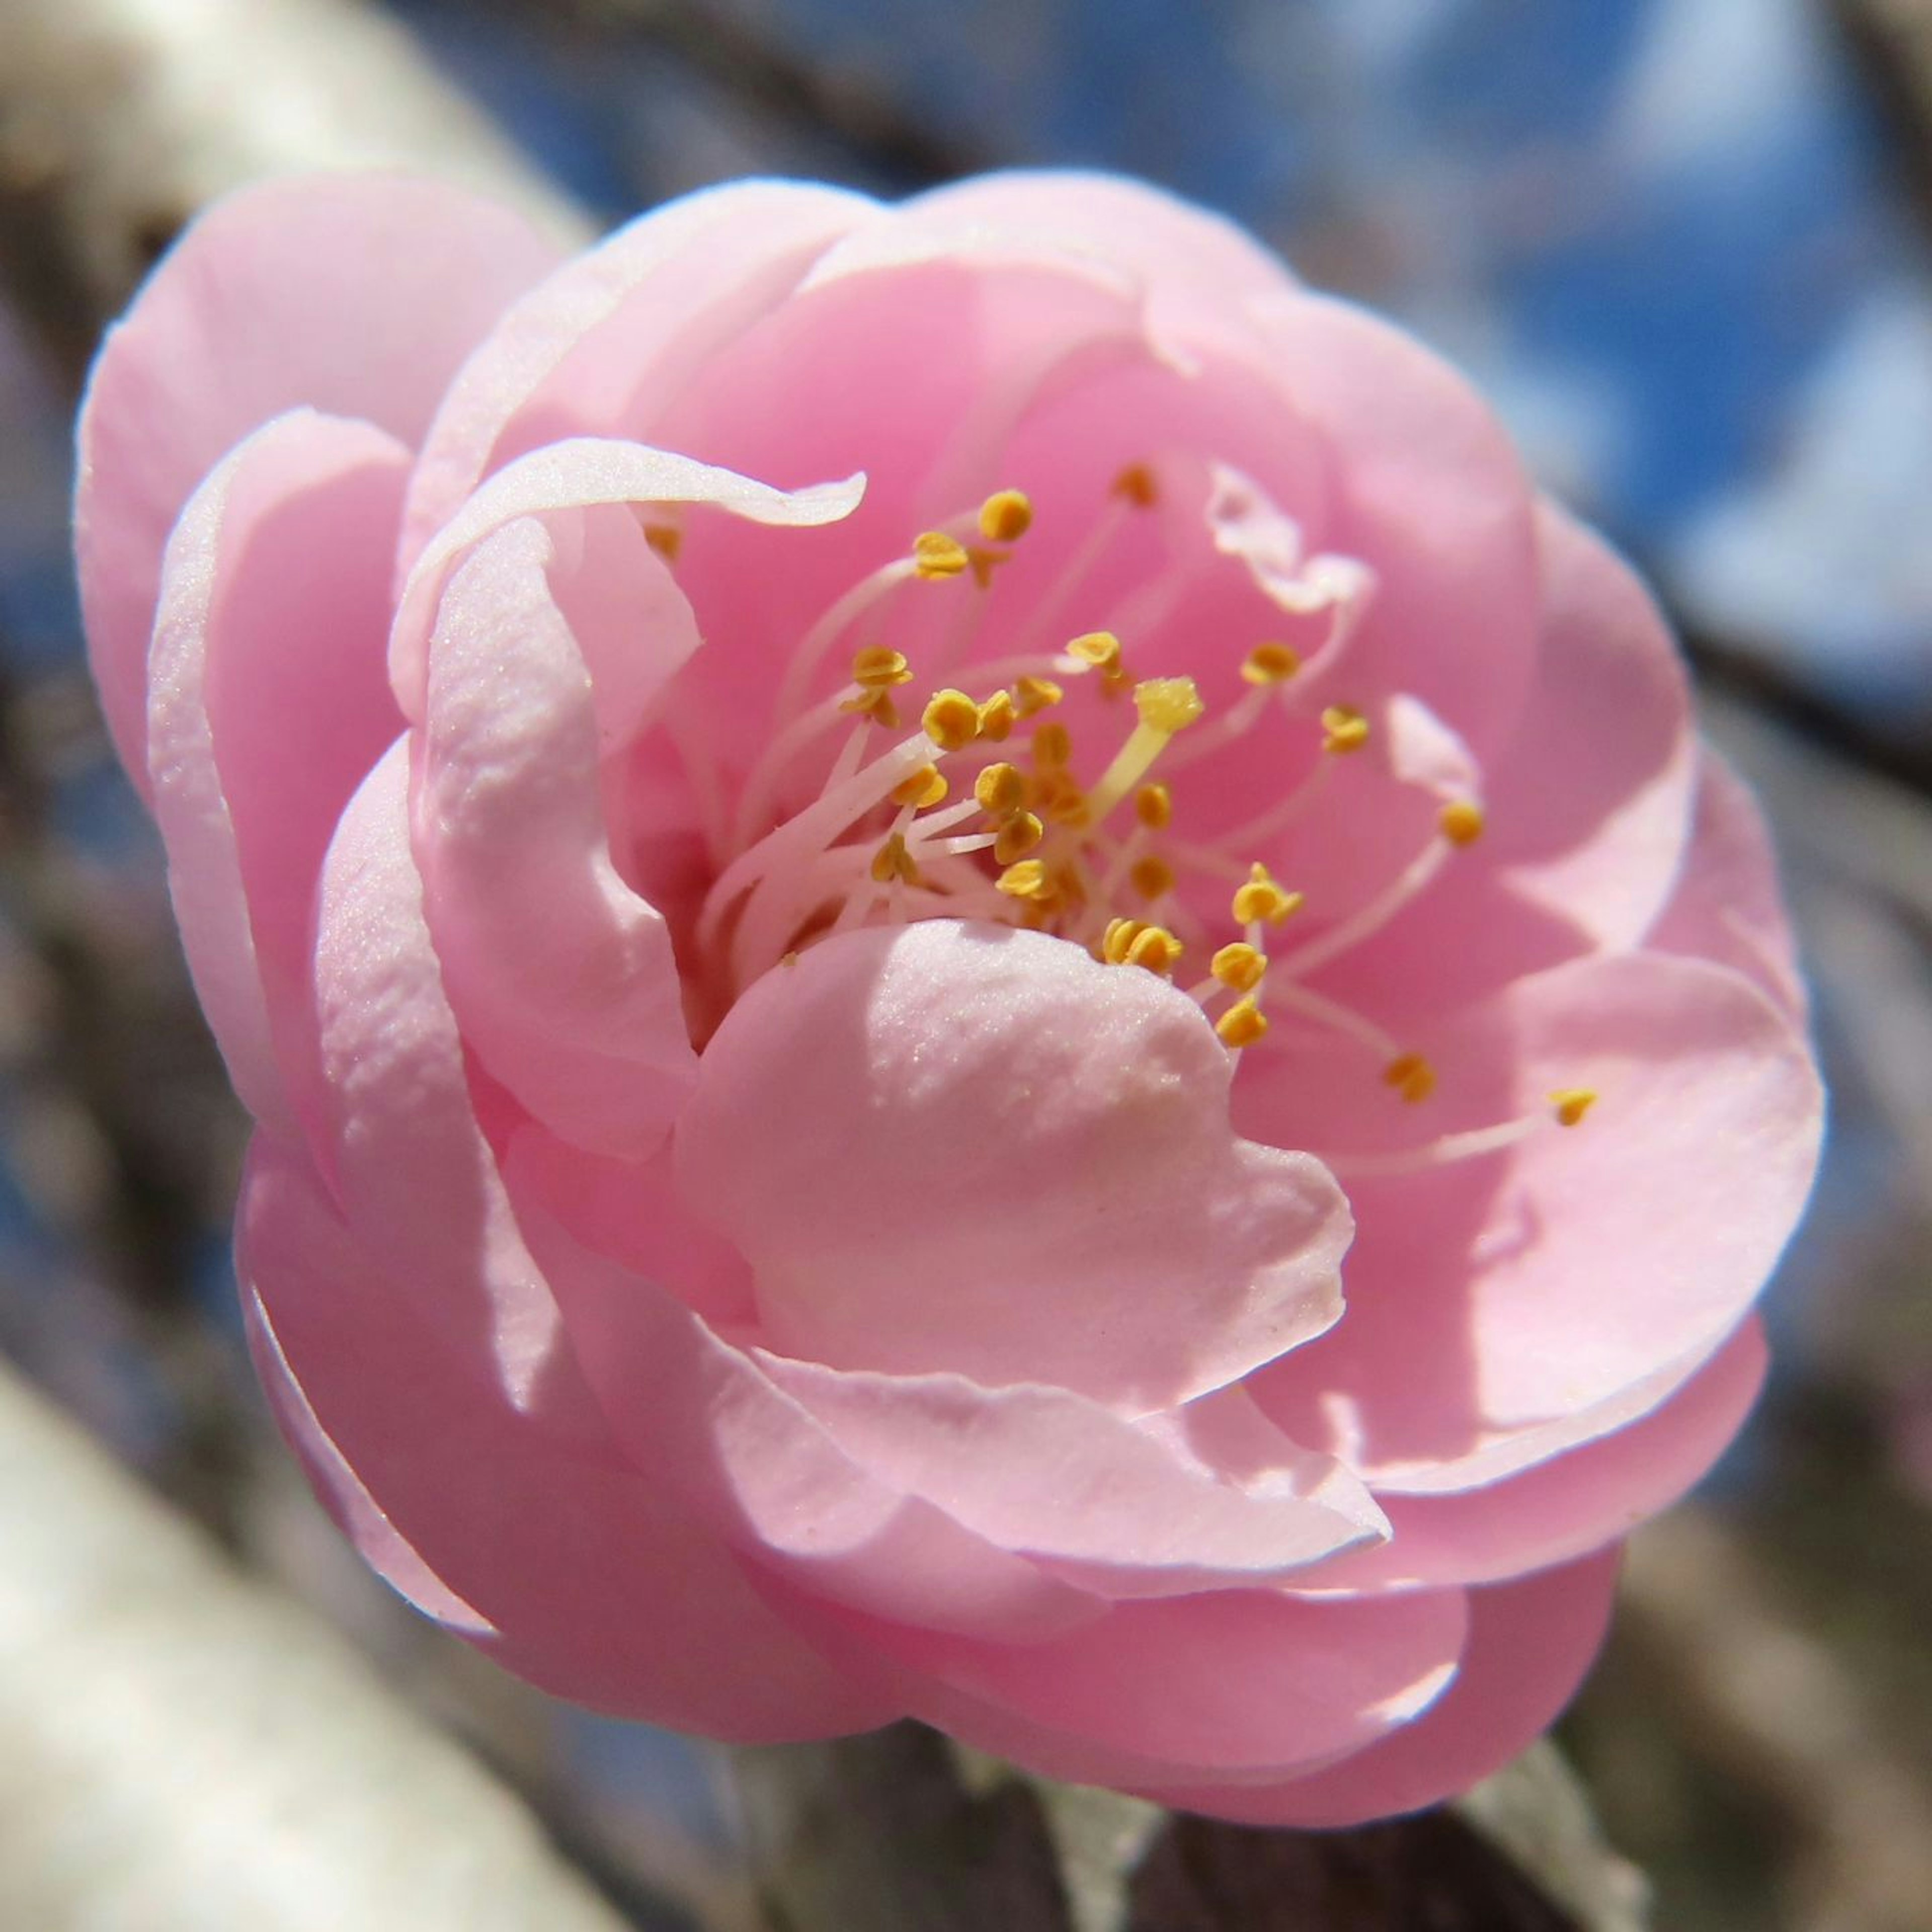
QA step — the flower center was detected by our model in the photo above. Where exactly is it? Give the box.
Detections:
[676,467,1593,1160]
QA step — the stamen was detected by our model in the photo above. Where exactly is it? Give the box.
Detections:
[922,689,982,753]
[1210,942,1267,994]
[1031,721,1073,768]
[850,644,913,689]
[1551,1087,1598,1128]
[1272,836,1457,982]
[913,531,972,579]
[1230,862,1304,928]
[992,813,1045,863]
[1242,641,1302,685]
[978,489,1035,543]
[996,859,1054,902]
[1438,799,1486,847]
[891,765,949,809]
[975,762,1027,817]
[976,690,1016,741]
[1321,705,1372,755]
[1383,1053,1437,1105]
[1131,853,1176,901]
[642,522,683,564]
[871,832,920,885]
[1136,782,1173,830]
[1015,675,1064,717]
[1067,630,1124,673]
[1083,677,1204,824]
[1216,998,1269,1049]
[1111,461,1159,507]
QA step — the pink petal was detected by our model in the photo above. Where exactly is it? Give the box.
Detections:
[1648,753,1808,1025]
[312,740,574,1408]
[400,180,880,576]
[1146,1551,1620,1826]
[506,1163,1107,1644]
[837,1582,1466,1790]
[389,438,864,723]
[1241,952,1822,1490]
[1334,500,1698,1017]
[1321,1320,1766,1590]
[146,411,407,1138]
[1245,289,1541,761]
[240,1138,895,1740]
[78,174,564,792]
[414,513,698,1161]
[757,1356,1389,1600]
[676,921,1352,1413]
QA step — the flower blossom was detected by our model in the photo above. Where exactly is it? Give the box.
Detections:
[76,171,1823,1824]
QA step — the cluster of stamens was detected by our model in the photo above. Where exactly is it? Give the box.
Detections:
[684,469,1597,1163]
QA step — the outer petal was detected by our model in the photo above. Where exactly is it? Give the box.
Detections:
[240,1138,895,1740]
[400,179,881,575]
[1648,753,1809,1026]
[78,174,564,791]
[415,514,697,1161]
[1320,1321,1766,1590]
[758,1358,1389,1600]
[1241,952,1822,1491]
[677,922,1353,1413]
[1146,1552,1620,1827]
[832,1584,1467,1792]
[1246,289,1541,761]
[147,410,407,1140]
[389,438,864,722]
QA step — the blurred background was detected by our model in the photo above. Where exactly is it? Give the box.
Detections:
[1,2,1929,1928]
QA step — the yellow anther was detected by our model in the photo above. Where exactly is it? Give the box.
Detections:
[1383,1053,1437,1105]
[642,523,683,564]
[1098,661,1136,701]
[1211,942,1267,994]
[975,762,1027,817]
[967,546,1007,589]
[1101,917,1143,965]
[992,812,1044,864]
[1438,799,1486,847]
[1052,862,1089,912]
[1230,862,1304,928]
[1031,720,1073,768]
[1135,782,1173,830]
[1130,853,1176,901]
[913,530,971,579]
[1551,1087,1598,1128]
[1111,461,1159,508]
[1014,675,1064,717]
[922,688,981,752]
[838,686,900,728]
[978,489,1034,543]
[850,644,913,689]
[1134,677,1204,735]
[1067,630,1123,673]
[891,764,949,810]
[1241,641,1302,685]
[1216,997,1270,1050]
[1124,925,1184,977]
[1322,704,1372,754]
[996,858,1053,902]
[976,689,1015,741]
[870,833,920,886]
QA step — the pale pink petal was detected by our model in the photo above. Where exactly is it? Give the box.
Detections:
[390,438,864,722]
[77,174,564,790]
[239,1138,896,1739]
[834,1583,1466,1790]
[146,409,408,1141]
[400,180,881,575]
[1147,1552,1620,1826]
[414,514,697,1161]
[506,1161,1108,1644]
[313,740,574,1410]
[676,921,1352,1413]
[1335,500,1698,1016]
[1241,952,1822,1490]
[758,1355,1388,1600]
[1321,1321,1766,1590]
[1245,290,1542,759]
[1648,753,1808,1025]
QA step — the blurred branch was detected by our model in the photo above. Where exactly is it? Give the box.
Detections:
[731,1726,1648,1932]
[0,0,584,388]
[1831,0,1932,234]
[0,1355,634,1931]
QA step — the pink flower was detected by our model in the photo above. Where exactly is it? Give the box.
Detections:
[77,171,1822,1823]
